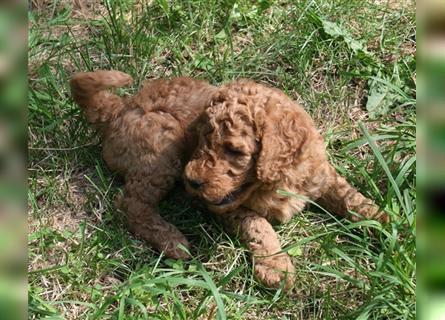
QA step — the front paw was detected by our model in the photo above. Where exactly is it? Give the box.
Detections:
[157,233,191,260]
[131,224,191,260]
[254,254,295,289]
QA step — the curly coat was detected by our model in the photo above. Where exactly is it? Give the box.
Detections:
[184,79,388,287]
[71,70,388,288]
[71,70,216,259]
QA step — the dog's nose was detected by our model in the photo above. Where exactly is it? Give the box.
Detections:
[188,179,204,189]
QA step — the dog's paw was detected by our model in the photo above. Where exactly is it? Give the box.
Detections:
[130,222,191,260]
[95,70,133,88]
[254,254,295,289]
[157,232,191,260]
[109,70,133,87]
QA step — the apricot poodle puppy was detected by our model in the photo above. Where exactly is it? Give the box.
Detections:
[71,70,388,289]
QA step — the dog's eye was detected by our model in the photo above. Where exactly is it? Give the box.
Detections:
[224,144,244,157]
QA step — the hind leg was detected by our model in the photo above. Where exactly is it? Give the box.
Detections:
[70,70,133,124]
[315,163,389,223]
[120,170,190,259]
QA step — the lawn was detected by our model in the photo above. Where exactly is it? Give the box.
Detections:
[28,1,416,319]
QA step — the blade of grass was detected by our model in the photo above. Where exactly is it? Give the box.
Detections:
[359,122,404,213]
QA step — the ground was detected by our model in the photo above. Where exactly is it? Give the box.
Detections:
[28,1,416,319]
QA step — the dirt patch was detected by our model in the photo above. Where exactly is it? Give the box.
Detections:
[373,0,412,10]
[28,168,100,235]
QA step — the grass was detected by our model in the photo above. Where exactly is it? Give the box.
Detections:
[28,0,416,319]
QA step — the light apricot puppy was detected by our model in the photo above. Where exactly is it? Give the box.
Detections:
[71,70,388,289]
[184,79,388,288]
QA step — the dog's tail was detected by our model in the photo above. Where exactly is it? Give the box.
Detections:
[318,164,389,223]
[70,70,133,124]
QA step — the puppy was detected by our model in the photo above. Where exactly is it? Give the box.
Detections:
[184,79,388,288]
[71,70,387,288]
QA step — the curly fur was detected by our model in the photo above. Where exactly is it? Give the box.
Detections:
[71,70,388,289]
[184,79,389,288]
[71,70,216,259]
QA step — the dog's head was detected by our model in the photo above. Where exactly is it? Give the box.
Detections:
[184,81,308,213]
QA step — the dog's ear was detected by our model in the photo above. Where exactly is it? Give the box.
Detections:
[255,97,308,183]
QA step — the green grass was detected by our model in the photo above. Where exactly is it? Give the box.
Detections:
[28,0,416,319]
